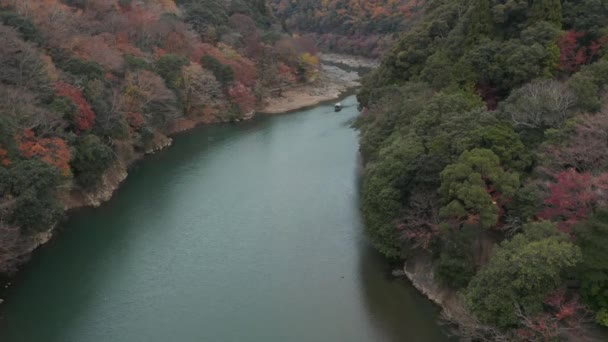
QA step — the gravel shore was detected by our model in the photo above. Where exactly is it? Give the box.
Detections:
[259,54,374,114]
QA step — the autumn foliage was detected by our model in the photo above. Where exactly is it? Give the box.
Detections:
[0,0,314,276]
[271,0,425,57]
[127,112,145,130]
[0,144,10,167]
[53,81,96,132]
[538,169,608,235]
[228,82,256,114]
[559,31,604,72]
[351,0,608,334]
[517,290,590,341]
[16,129,71,176]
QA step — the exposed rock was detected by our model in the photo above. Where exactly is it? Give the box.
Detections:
[61,133,177,210]
[243,110,255,120]
[61,163,129,210]
[145,132,173,155]
[402,253,475,328]
[391,269,406,277]
[34,230,53,245]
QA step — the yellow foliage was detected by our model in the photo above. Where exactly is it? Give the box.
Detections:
[217,43,241,60]
[157,0,178,14]
[300,53,320,82]
[301,53,319,67]
[41,55,59,82]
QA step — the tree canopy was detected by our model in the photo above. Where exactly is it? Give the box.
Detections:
[354,0,608,335]
[0,0,319,275]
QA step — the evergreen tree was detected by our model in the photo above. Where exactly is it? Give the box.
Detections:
[466,0,493,43]
[530,0,563,27]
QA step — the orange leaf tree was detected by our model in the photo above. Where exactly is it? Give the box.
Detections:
[17,129,71,177]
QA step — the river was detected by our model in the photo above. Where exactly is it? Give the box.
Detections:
[0,96,449,342]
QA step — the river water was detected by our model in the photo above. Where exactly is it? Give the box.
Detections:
[0,96,449,342]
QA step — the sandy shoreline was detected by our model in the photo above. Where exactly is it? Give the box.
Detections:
[259,54,374,114]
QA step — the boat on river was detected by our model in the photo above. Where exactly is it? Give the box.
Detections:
[334,103,342,112]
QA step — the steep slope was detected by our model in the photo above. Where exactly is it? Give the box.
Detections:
[0,0,320,275]
[356,0,608,338]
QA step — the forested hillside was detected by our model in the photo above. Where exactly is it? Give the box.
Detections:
[270,0,425,57]
[0,0,319,274]
[356,0,608,338]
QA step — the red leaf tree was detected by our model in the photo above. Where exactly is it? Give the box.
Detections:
[126,112,145,130]
[517,290,590,341]
[0,144,10,167]
[559,31,604,72]
[228,82,256,114]
[53,81,96,131]
[278,62,297,84]
[541,113,608,173]
[190,43,258,87]
[538,169,608,234]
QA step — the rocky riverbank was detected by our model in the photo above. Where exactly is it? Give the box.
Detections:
[259,54,374,114]
[320,53,379,69]
[401,250,607,341]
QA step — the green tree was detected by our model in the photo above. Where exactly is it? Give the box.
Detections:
[466,0,493,43]
[9,159,61,196]
[576,210,608,326]
[420,50,472,89]
[466,221,582,328]
[520,21,561,76]
[495,40,552,90]
[567,60,608,113]
[439,149,519,229]
[50,96,77,120]
[201,55,234,85]
[360,133,426,257]
[181,0,229,33]
[0,166,9,195]
[155,54,190,89]
[530,0,563,27]
[478,123,533,172]
[124,55,152,70]
[0,11,43,43]
[60,58,104,80]
[7,160,62,231]
[436,227,476,289]
[355,83,432,161]
[506,181,544,224]
[71,135,114,189]
[413,91,484,153]
[563,0,608,37]
[11,189,62,232]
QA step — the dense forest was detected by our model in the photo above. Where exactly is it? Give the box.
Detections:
[270,0,425,57]
[0,0,320,275]
[356,0,608,339]
[3,0,608,339]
